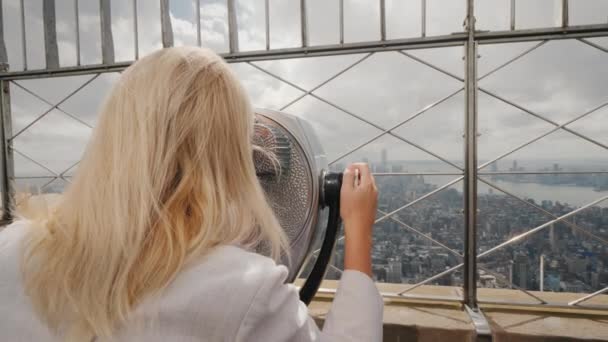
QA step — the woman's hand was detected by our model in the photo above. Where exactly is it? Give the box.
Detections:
[340,163,378,277]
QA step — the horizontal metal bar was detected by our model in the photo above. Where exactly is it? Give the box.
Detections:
[316,287,463,303]
[2,24,607,80]
[0,35,467,80]
[479,171,608,175]
[479,299,608,313]
[14,176,59,180]
[317,288,608,315]
[476,24,608,45]
[0,62,131,80]
[223,34,467,62]
[373,172,464,176]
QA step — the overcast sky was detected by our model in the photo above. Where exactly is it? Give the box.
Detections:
[1,0,607,185]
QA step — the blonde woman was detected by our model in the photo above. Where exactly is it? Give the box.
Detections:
[0,47,382,341]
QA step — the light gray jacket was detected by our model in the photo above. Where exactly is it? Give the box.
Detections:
[0,220,383,341]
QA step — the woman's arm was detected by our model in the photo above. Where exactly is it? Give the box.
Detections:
[235,263,383,342]
[235,163,382,341]
[340,163,377,277]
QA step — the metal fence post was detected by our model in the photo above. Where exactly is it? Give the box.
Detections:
[43,0,60,69]
[464,0,492,340]
[464,0,479,310]
[100,0,115,63]
[0,0,7,66]
[160,0,174,48]
[0,65,14,223]
[0,1,13,222]
[227,0,239,53]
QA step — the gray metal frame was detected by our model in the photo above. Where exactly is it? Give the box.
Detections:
[0,0,607,324]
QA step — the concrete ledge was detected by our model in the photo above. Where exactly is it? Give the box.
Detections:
[309,280,608,341]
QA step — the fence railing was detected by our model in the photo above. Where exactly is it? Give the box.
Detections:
[1,1,607,337]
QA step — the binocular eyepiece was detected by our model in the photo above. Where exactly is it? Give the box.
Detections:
[252,111,342,305]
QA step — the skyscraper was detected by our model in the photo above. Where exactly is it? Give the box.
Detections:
[549,224,556,252]
[513,254,529,288]
[387,257,403,283]
[381,149,388,169]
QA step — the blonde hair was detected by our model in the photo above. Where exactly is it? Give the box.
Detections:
[21,47,288,340]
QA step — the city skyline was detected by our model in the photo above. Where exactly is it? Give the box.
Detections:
[322,170,608,294]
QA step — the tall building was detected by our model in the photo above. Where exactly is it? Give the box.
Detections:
[549,224,556,252]
[513,254,529,288]
[387,257,403,283]
[391,163,404,173]
[489,161,499,181]
[381,149,388,169]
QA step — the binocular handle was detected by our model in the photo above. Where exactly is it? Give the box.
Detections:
[299,172,343,305]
